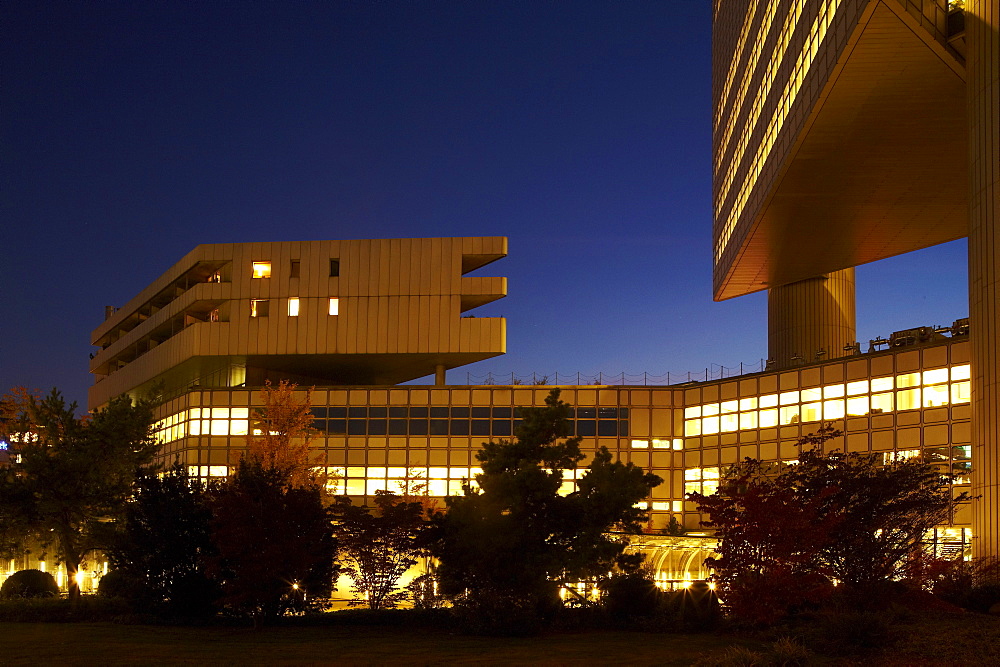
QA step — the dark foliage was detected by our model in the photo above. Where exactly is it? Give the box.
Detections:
[105,464,219,617]
[0,390,157,601]
[692,424,967,623]
[929,556,1000,613]
[0,569,59,599]
[332,490,427,610]
[96,569,143,601]
[428,389,661,632]
[206,458,337,624]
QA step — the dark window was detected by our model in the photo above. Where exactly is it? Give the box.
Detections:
[619,407,629,418]
[430,420,449,436]
[368,420,387,436]
[513,419,523,431]
[471,407,490,419]
[250,299,269,317]
[348,407,367,418]
[330,259,340,277]
[598,421,618,437]
[598,407,618,419]
[491,421,511,436]
[430,407,449,419]
[369,407,387,419]
[310,407,327,418]
[329,407,347,419]
[410,407,428,419]
[389,407,407,419]
[347,420,366,435]
[328,420,346,435]
[450,420,469,436]
[290,260,301,278]
[388,419,408,435]
[492,407,512,419]
[471,420,490,436]
[312,419,327,433]
[577,407,596,418]
[576,420,596,436]
[408,420,428,435]
[451,407,470,418]
[618,421,629,437]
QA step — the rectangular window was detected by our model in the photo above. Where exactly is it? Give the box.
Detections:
[870,392,894,414]
[720,413,738,432]
[846,396,869,416]
[923,368,949,386]
[329,298,339,316]
[846,380,869,396]
[329,259,340,277]
[290,260,301,278]
[250,299,269,317]
[897,372,921,388]
[823,399,845,420]
[739,411,758,430]
[252,261,271,279]
[923,384,949,407]
[720,400,738,414]
[288,298,300,317]
[951,364,971,381]
[952,381,971,404]
[779,405,799,425]
[759,408,779,428]
[759,394,779,408]
[800,402,822,423]
[739,397,757,411]
[871,376,894,392]
[897,388,921,411]
[684,419,701,436]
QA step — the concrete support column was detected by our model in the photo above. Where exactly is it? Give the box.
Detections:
[767,268,856,369]
[968,0,1000,560]
[434,364,447,386]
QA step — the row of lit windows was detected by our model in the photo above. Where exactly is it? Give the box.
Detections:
[684,366,971,436]
[250,297,339,318]
[716,0,841,260]
[310,406,628,419]
[313,418,628,438]
[713,0,772,132]
[252,259,340,279]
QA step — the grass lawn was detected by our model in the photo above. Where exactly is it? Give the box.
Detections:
[0,622,761,666]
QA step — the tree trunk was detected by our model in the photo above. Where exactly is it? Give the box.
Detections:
[61,530,81,602]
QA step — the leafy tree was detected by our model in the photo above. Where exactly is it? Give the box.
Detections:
[0,389,157,600]
[207,458,337,624]
[692,425,970,621]
[332,490,427,610]
[429,389,662,622]
[206,381,337,625]
[245,380,325,490]
[105,464,218,616]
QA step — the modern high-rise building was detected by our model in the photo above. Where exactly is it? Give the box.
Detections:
[711,0,997,556]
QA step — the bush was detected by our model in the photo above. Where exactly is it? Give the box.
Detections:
[97,570,142,600]
[661,582,722,630]
[0,569,60,599]
[450,592,546,636]
[599,571,663,621]
[806,611,894,656]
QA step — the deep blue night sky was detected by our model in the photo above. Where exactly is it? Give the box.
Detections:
[1,1,968,408]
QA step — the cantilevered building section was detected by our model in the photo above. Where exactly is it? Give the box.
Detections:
[89,238,507,409]
[713,0,1000,557]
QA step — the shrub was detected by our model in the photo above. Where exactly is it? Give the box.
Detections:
[599,570,663,621]
[0,569,60,599]
[97,570,142,600]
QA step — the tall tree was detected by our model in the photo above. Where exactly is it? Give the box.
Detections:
[429,389,661,619]
[105,464,218,616]
[0,389,157,600]
[206,381,337,624]
[332,490,427,610]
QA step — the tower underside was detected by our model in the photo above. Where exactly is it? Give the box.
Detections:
[768,268,856,370]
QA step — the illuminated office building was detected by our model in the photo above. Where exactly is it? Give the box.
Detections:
[711,0,997,555]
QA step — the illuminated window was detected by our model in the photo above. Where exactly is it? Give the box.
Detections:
[684,406,701,419]
[759,394,779,408]
[871,392,893,414]
[329,259,340,277]
[952,365,971,381]
[823,384,845,399]
[897,373,921,388]
[952,381,971,404]
[250,299,269,317]
[721,400,738,414]
[739,411,758,430]
[846,396,869,416]
[329,298,339,316]
[702,416,720,434]
[759,409,778,428]
[651,439,672,449]
[720,413,738,432]
[671,439,684,450]
[800,387,822,402]
[703,403,720,417]
[871,376,894,392]
[739,397,757,411]
[800,402,821,423]
[779,405,799,425]
[846,380,868,396]
[923,384,949,407]
[209,308,220,322]
[897,388,921,411]
[923,368,949,386]
[252,261,271,279]
[288,298,300,317]
[779,391,799,406]
[823,400,845,420]
[630,440,649,449]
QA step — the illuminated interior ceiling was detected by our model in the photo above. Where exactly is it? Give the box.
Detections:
[714,1,967,301]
